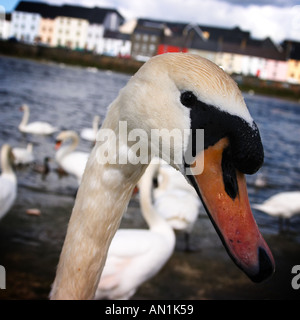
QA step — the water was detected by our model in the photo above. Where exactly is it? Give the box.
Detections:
[0,56,300,300]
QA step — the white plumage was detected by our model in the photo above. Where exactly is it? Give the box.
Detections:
[254,191,300,220]
[12,143,35,165]
[19,104,58,135]
[55,131,89,184]
[0,144,17,220]
[153,159,202,250]
[80,115,101,142]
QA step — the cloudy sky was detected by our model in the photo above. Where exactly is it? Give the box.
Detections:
[1,0,300,43]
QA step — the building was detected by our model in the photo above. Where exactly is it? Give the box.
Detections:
[10,3,42,43]
[10,1,124,50]
[100,30,131,57]
[282,40,300,84]
[0,12,11,40]
[131,19,166,61]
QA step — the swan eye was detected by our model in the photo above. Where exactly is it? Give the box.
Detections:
[180,91,197,108]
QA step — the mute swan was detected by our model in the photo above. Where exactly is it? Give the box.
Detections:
[0,144,17,220]
[19,104,58,135]
[12,143,35,165]
[94,160,175,300]
[80,115,101,142]
[50,53,275,300]
[55,131,89,184]
[153,159,202,251]
[253,191,300,231]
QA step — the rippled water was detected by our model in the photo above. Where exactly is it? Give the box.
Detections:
[0,56,300,300]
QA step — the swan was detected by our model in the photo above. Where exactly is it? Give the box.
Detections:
[94,160,175,300]
[19,104,58,135]
[50,53,275,300]
[152,158,202,251]
[80,115,101,142]
[55,131,89,184]
[12,143,35,165]
[253,191,300,231]
[0,144,17,220]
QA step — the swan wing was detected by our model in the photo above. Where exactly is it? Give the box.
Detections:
[21,121,58,134]
[60,152,89,179]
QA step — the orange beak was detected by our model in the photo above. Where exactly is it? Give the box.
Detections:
[190,137,275,282]
[55,140,62,150]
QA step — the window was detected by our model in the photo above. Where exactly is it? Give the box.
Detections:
[149,44,156,52]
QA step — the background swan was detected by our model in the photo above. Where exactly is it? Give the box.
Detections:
[12,143,35,165]
[55,130,89,184]
[152,159,202,251]
[0,144,17,220]
[94,161,175,300]
[19,104,58,135]
[80,115,101,142]
[253,191,300,230]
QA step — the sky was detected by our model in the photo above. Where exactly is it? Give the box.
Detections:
[1,0,300,43]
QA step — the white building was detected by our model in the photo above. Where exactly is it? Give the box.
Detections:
[0,9,11,40]
[52,16,89,49]
[9,1,124,50]
[10,10,41,43]
[100,30,131,57]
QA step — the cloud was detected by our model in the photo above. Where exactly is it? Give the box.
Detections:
[217,0,300,7]
[21,0,300,43]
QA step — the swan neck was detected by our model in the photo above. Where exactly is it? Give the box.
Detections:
[139,162,170,231]
[56,133,79,161]
[50,145,146,299]
[93,116,100,134]
[19,106,29,128]
[1,146,15,178]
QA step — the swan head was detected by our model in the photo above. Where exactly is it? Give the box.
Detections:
[55,130,79,150]
[101,53,274,282]
[19,104,29,112]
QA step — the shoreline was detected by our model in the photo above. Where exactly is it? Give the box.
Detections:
[1,40,299,102]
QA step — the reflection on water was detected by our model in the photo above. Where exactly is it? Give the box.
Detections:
[0,56,300,299]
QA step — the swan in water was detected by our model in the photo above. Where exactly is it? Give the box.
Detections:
[50,53,275,300]
[253,191,300,231]
[94,160,175,300]
[0,144,17,220]
[80,115,101,142]
[55,131,89,184]
[19,104,58,135]
[152,159,202,251]
[12,143,35,165]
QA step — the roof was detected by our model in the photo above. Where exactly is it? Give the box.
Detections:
[104,30,131,41]
[198,25,250,43]
[281,40,300,60]
[14,1,124,24]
